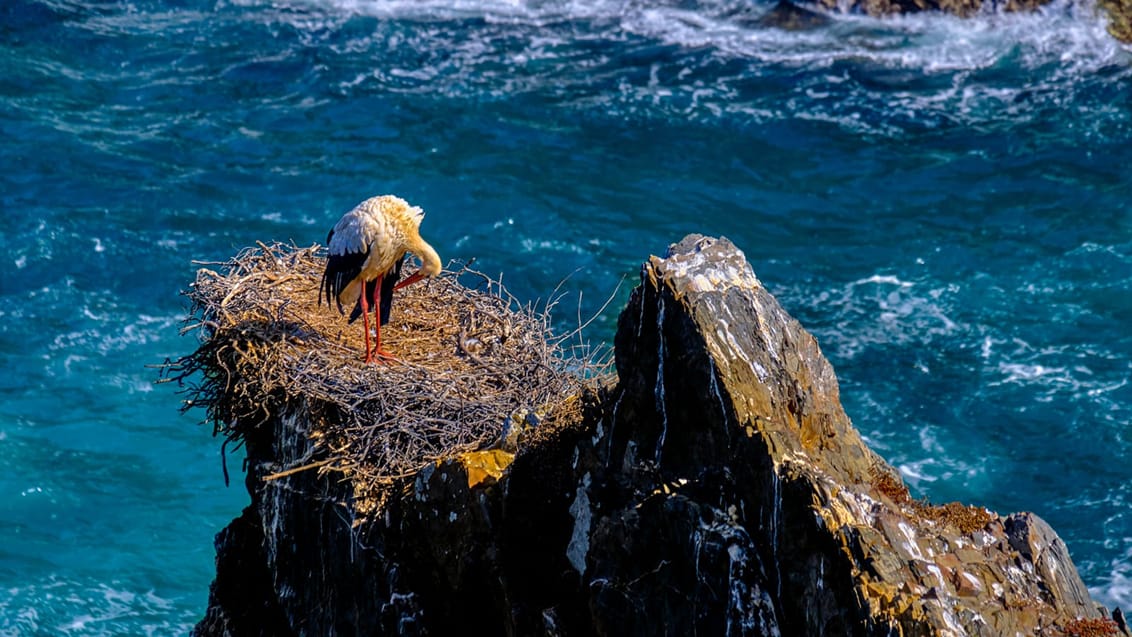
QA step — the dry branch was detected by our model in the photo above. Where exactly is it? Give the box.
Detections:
[160,242,613,511]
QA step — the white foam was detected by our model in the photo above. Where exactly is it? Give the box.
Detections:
[1090,546,1132,609]
[0,578,193,637]
[985,335,1132,406]
[800,272,962,360]
[519,237,591,255]
[252,0,1132,135]
[899,458,938,485]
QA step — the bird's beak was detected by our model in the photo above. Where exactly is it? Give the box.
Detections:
[394,270,427,290]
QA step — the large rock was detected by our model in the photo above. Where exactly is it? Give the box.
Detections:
[789,0,1132,44]
[808,0,1051,19]
[193,235,1119,636]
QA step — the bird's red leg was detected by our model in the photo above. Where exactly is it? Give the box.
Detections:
[359,283,374,364]
[369,275,397,363]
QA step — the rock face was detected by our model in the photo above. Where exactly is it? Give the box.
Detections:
[768,0,1132,44]
[193,235,1119,636]
[806,0,1051,19]
[1098,0,1132,43]
[753,1,833,31]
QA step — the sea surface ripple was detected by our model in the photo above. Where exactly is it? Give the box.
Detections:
[2,0,1130,632]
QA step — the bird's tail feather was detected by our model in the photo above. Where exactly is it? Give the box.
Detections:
[321,271,347,314]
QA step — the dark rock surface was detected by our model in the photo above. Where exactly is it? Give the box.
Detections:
[193,235,1118,636]
[811,0,1052,18]
[754,1,833,30]
[783,0,1132,44]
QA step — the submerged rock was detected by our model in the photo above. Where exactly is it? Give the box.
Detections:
[754,0,833,31]
[190,235,1116,636]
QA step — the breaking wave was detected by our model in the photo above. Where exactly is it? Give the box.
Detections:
[0,577,195,637]
[220,0,1132,136]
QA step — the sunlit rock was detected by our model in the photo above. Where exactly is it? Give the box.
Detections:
[1098,0,1132,42]
[188,236,1119,636]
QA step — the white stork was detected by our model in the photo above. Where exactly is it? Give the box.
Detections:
[319,195,442,363]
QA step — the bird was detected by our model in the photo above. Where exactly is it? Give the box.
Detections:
[319,195,442,364]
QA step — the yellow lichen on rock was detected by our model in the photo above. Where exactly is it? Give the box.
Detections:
[458,449,515,489]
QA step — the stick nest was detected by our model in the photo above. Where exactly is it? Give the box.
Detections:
[162,242,611,509]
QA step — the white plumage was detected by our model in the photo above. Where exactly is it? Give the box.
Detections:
[320,195,442,363]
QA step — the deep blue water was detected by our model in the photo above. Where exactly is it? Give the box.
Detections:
[2,0,1131,632]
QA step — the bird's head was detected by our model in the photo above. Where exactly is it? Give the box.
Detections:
[395,233,443,291]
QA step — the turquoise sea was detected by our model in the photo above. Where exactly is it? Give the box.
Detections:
[2,0,1131,633]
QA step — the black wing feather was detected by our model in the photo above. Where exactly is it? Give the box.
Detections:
[319,229,369,315]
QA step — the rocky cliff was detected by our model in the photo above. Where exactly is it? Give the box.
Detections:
[756,0,1132,45]
[182,236,1127,637]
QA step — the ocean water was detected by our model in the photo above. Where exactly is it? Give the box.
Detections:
[2,0,1131,632]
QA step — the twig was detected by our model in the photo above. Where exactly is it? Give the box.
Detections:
[262,457,336,482]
